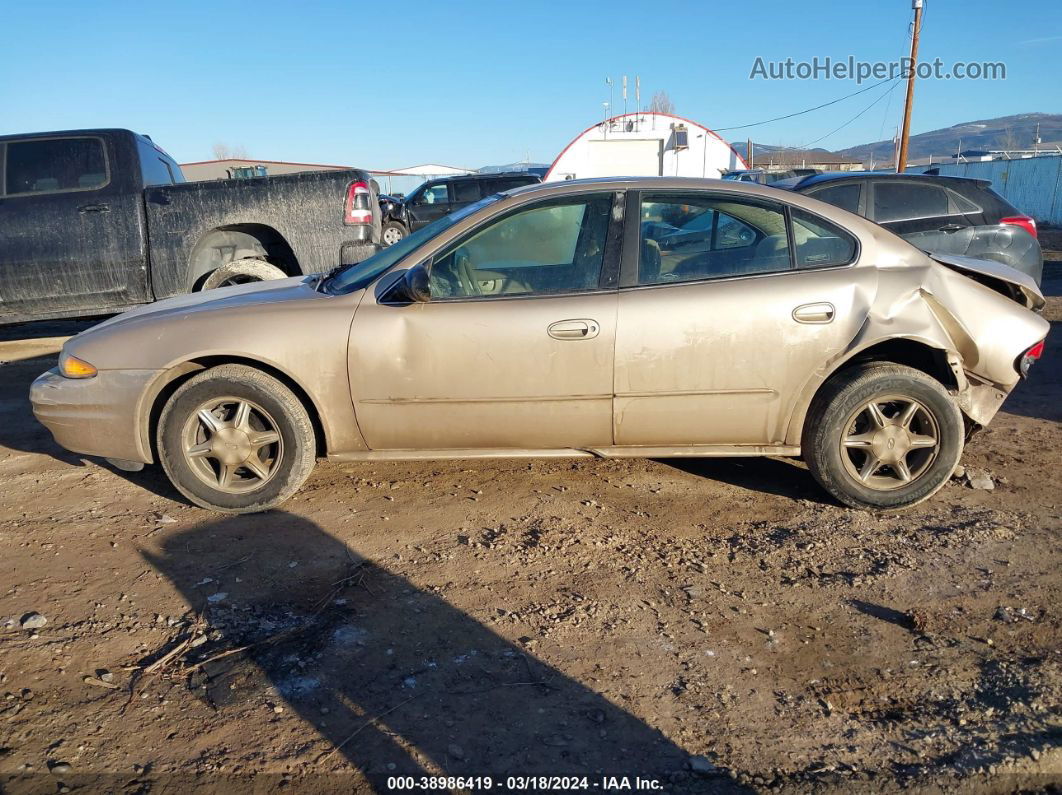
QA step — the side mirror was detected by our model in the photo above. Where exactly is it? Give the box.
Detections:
[385,263,431,303]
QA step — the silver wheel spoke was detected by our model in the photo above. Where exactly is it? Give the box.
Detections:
[218,464,236,489]
[909,434,937,449]
[243,455,271,481]
[843,432,876,448]
[898,401,919,429]
[866,402,888,429]
[233,400,252,431]
[247,430,280,448]
[187,441,213,459]
[859,455,882,482]
[197,409,222,434]
[894,457,913,482]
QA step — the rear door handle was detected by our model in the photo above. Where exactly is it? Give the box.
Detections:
[548,318,600,340]
[78,203,110,214]
[938,223,964,233]
[792,302,835,324]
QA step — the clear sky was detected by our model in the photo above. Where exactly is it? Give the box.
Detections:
[2,0,1058,169]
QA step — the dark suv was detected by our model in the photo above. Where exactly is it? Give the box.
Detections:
[379,172,541,245]
[774,172,1042,284]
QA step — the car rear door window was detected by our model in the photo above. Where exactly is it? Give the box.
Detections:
[790,208,858,269]
[5,137,108,195]
[429,194,613,299]
[872,181,949,223]
[807,182,861,214]
[452,180,480,203]
[638,194,791,284]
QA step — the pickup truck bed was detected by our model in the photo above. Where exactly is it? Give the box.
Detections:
[0,128,380,324]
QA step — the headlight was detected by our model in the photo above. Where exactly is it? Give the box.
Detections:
[59,351,98,379]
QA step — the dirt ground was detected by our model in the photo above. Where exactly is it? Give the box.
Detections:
[1,264,1060,795]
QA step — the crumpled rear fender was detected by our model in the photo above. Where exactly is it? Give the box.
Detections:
[785,256,1049,445]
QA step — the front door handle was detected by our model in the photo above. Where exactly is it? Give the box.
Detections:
[548,318,600,340]
[78,203,110,214]
[792,302,835,324]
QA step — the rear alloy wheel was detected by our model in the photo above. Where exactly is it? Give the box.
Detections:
[158,365,316,512]
[804,364,963,510]
[381,221,407,247]
[200,258,288,290]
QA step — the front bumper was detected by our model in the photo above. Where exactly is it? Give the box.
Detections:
[30,368,161,464]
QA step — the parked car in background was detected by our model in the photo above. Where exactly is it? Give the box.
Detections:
[722,168,814,184]
[33,177,1046,514]
[379,172,541,245]
[773,172,1043,284]
[0,129,381,324]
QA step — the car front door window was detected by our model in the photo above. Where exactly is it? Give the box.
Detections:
[428,194,613,299]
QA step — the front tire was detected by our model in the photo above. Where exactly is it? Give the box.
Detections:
[200,258,288,290]
[157,365,316,513]
[381,221,407,247]
[803,364,963,510]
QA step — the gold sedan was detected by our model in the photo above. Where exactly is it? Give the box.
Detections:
[32,178,1049,513]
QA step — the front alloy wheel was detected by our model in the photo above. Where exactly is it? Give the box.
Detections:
[158,365,316,513]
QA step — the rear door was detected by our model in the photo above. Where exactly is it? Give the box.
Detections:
[405,181,452,230]
[868,179,974,256]
[0,134,148,318]
[613,191,871,447]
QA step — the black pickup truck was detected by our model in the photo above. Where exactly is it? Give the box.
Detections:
[0,129,381,324]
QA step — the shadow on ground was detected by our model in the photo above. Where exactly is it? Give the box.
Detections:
[142,513,752,792]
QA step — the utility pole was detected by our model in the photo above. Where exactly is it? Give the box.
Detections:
[896,0,923,172]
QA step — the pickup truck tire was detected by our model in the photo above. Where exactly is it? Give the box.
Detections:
[381,221,407,247]
[157,364,317,513]
[200,258,288,290]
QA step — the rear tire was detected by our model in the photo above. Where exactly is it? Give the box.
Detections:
[200,258,288,290]
[803,364,963,510]
[157,365,316,513]
[381,221,407,247]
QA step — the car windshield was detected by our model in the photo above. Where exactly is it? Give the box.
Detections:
[323,195,502,294]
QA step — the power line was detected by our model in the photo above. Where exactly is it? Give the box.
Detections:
[714,77,898,132]
[793,78,903,149]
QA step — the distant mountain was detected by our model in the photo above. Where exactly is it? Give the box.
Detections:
[730,142,833,160]
[729,113,1062,166]
[834,112,1062,162]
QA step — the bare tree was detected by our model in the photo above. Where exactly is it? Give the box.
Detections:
[998,126,1021,153]
[649,90,675,115]
[212,142,250,160]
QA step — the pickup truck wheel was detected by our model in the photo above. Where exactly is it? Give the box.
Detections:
[803,364,963,511]
[381,222,407,247]
[157,365,316,513]
[200,258,288,290]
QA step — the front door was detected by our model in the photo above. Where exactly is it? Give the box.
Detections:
[405,181,452,231]
[349,191,622,450]
[614,191,870,446]
[0,135,148,318]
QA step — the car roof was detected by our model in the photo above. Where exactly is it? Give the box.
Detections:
[781,170,991,190]
[443,172,539,182]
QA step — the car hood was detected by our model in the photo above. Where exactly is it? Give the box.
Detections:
[84,276,324,334]
[929,253,1045,312]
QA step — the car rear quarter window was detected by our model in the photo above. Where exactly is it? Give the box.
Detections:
[638,194,791,285]
[807,182,861,214]
[5,137,108,195]
[137,138,176,186]
[489,177,537,194]
[872,181,949,223]
[790,208,858,269]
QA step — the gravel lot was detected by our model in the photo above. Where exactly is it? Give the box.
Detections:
[0,262,1059,794]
